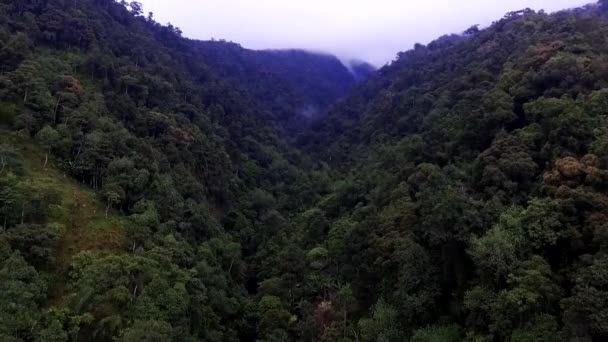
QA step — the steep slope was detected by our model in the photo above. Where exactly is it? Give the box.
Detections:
[306,6,604,165]
[0,131,127,301]
[289,3,608,341]
[0,0,329,341]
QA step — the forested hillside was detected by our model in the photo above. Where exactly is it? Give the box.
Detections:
[298,1,608,341]
[3,0,608,341]
[0,0,332,340]
[195,42,372,130]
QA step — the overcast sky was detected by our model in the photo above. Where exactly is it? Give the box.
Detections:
[138,0,592,66]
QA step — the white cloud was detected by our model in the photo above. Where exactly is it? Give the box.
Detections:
[138,0,592,66]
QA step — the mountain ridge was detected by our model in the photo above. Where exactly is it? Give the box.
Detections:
[193,40,376,129]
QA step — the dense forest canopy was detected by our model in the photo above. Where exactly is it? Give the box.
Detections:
[194,41,373,129]
[2,0,608,341]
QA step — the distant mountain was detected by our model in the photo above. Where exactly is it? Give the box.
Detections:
[194,41,374,129]
[346,59,378,81]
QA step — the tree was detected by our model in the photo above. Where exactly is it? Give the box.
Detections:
[464,286,497,332]
[68,252,161,339]
[36,319,69,342]
[412,324,463,342]
[105,157,150,209]
[35,125,60,169]
[491,256,562,336]
[521,198,567,250]
[258,295,292,338]
[562,254,608,340]
[336,284,357,339]
[0,33,31,71]
[6,223,61,267]
[10,60,42,104]
[0,100,18,125]
[358,299,402,342]
[0,144,24,176]
[122,320,172,341]
[298,208,330,246]
[306,246,329,270]
[0,252,46,339]
[464,25,480,35]
[468,207,526,283]
[102,183,124,217]
[510,315,560,342]
[129,1,144,16]
[0,173,21,230]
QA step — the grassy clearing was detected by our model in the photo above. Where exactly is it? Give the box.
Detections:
[1,130,127,304]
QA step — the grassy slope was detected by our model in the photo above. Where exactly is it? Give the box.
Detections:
[1,130,127,305]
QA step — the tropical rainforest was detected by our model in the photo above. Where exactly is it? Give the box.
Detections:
[2,0,608,341]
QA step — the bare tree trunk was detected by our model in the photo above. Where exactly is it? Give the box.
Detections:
[228,257,235,274]
[0,156,5,175]
[23,89,28,103]
[54,99,61,123]
[343,310,347,339]
[43,152,48,170]
[21,202,24,224]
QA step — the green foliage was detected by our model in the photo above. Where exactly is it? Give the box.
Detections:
[2,0,608,341]
[358,299,402,342]
[521,198,568,249]
[6,223,61,266]
[562,254,608,340]
[35,125,59,151]
[121,320,173,342]
[510,315,560,342]
[0,144,25,175]
[0,252,46,340]
[258,295,292,338]
[0,101,17,124]
[306,246,329,270]
[412,324,463,342]
[468,207,525,281]
[492,256,562,335]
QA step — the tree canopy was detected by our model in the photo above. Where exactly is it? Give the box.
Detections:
[2,0,608,341]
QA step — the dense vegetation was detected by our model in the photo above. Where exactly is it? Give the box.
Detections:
[194,42,374,130]
[3,0,608,341]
